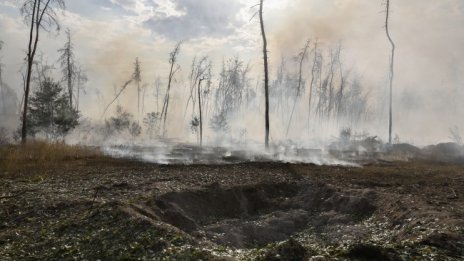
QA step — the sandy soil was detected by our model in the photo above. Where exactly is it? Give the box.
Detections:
[0,158,463,260]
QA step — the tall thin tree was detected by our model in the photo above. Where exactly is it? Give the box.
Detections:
[0,40,5,114]
[133,57,142,117]
[385,0,395,144]
[75,65,87,111]
[160,41,182,136]
[58,29,75,108]
[286,40,310,136]
[308,40,318,128]
[20,0,65,143]
[259,0,270,149]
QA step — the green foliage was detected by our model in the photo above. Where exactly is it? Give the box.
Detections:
[27,77,79,138]
[105,106,141,137]
[143,112,161,137]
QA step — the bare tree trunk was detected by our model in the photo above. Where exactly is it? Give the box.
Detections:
[66,31,72,108]
[287,40,310,137]
[385,0,395,144]
[76,71,80,111]
[142,85,146,116]
[0,63,5,114]
[161,60,175,135]
[327,49,337,118]
[133,57,142,118]
[0,41,5,114]
[198,78,203,146]
[308,41,318,129]
[160,42,181,136]
[102,78,133,116]
[259,0,270,149]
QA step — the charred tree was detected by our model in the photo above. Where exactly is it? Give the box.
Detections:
[336,44,346,120]
[58,29,75,108]
[160,41,182,136]
[259,0,270,149]
[308,41,318,128]
[185,56,211,118]
[133,57,142,117]
[211,57,249,133]
[286,40,310,137]
[385,0,395,144]
[20,0,65,143]
[102,78,133,117]
[0,40,5,114]
[197,78,204,146]
[75,65,87,111]
[186,56,211,146]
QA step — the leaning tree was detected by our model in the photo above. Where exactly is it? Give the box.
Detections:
[160,41,182,136]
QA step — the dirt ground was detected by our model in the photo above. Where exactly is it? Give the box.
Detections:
[1,157,463,260]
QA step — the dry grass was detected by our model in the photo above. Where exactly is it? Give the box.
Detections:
[0,140,103,175]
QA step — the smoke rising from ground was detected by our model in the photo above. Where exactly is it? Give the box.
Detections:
[1,0,464,155]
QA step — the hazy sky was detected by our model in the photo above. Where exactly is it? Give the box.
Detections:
[1,0,464,144]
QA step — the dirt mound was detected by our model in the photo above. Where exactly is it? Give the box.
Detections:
[149,182,377,248]
[422,142,464,162]
[385,143,421,160]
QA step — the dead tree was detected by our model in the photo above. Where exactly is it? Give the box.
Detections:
[211,57,249,133]
[58,28,75,108]
[259,0,270,149]
[0,40,5,114]
[286,40,310,136]
[335,44,346,120]
[75,65,87,111]
[197,78,204,146]
[185,56,210,118]
[385,0,395,144]
[308,41,318,127]
[20,0,65,143]
[326,47,339,118]
[102,78,133,117]
[154,77,162,113]
[272,56,285,115]
[160,41,182,136]
[133,57,142,117]
[186,56,211,146]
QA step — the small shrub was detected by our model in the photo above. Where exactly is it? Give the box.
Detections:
[449,126,462,145]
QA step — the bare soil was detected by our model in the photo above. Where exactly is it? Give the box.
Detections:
[0,157,463,260]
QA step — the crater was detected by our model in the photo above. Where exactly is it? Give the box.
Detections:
[148,182,377,248]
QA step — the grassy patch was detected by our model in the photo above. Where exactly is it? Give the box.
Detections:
[0,140,103,175]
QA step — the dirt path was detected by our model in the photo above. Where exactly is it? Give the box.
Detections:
[1,159,463,260]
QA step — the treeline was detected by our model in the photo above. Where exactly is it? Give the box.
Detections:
[0,0,374,146]
[0,38,372,146]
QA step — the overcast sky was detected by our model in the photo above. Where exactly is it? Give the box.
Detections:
[1,0,464,143]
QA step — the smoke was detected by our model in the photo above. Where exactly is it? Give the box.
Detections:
[264,0,464,145]
[1,0,464,163]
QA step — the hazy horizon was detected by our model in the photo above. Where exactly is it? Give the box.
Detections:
[1,0,464,146]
